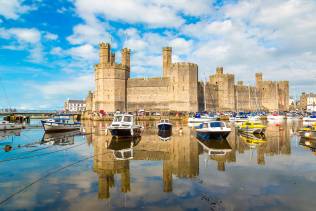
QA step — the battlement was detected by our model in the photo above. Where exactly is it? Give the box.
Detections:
[163,47,172,51]
[171,62,198,69]
[216,67,224,75]
[99,42,110,48]
[127,77,170,87]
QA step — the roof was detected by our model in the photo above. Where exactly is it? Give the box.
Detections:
[66,100,85,104]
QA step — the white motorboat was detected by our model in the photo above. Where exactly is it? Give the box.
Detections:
[157,119,172,131]
[188,113,218,123]
[229,115,248,122]
[248,115,261,121]
[267,113,285,122]
[107,114,143,137]
[303,115,316,122]
[41,115,80,133]
[196,121,231,139]
[0,121,23,131]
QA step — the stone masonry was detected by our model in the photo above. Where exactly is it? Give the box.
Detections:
[85,42,289,113]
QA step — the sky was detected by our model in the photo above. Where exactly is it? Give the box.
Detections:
[0,0,315,110]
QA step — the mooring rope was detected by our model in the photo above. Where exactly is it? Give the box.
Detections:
[0,152,98,206]
[0,142,86,163]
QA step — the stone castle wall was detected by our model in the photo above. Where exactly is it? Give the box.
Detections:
[127,77,170,111]
[85,42,289,113]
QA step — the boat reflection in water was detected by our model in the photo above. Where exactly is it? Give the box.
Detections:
[41,130,82,145]
[299,137,316,155]
[196,135,232,171]
[158,129,172,141]
[107,136,141,160]
[0,129,21,140]
[239,133,267,148]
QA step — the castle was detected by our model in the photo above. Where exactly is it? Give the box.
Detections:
[85,42,289,113]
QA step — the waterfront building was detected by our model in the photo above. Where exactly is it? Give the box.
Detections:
[64,99,86,112]
[299,92,316,112]
[84,42,289,114]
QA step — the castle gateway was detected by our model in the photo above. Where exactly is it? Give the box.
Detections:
[85,43,289,113]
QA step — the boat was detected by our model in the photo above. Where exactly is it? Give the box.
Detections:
[267,113,285,122]
[107,113,143,138]
[237,121,266,134]
[248,114,261,121]
[0,120,23,131]
[157,119,172,131]
[196,121,231,140]
[41,115,80,133]
[303,114,316,122]
[229,114,248,122]
[188,113,217,123]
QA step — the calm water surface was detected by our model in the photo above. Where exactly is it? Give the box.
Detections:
[0,120,315,211]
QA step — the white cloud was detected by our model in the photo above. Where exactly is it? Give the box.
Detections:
[74,0,185,27]
[8,28,41,43]
[37,74,94,97]
[68,44,98,60]
[67,22,111,45]
[0,27,44,62]
[0,0,33,20]
[44,32,58,40]
[50,47,63,56]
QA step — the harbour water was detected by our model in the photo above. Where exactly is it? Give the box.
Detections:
[0,120,315,210]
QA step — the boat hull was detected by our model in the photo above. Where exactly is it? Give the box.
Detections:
[43,123,80,133]
[109,127,142,137]
[188,117,217,123]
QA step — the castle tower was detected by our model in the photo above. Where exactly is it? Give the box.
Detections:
[122,48,131,78]
[209,67,235,111]
[99,42,110,64]
[163,47,172,77]
[110,52,115,65]
[94,43,129,112]
[216,67,224,75]
[255,72,263,87]
[121,48,131,68]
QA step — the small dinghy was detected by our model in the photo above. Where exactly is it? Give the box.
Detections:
[107,113,143,138]
[196,121,231,140]
[41,115,80,133]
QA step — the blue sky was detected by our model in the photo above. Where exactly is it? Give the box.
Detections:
[0,0,315,110]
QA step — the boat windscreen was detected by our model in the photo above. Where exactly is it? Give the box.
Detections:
[210,122,225,127]
[114,116,123,122]
[123,116,132,122]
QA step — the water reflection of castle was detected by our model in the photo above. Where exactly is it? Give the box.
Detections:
[83,121,199,198]
[82,121,295,199]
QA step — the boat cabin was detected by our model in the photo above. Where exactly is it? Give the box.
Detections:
[201,121,226,129]
[111,114,135,127]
